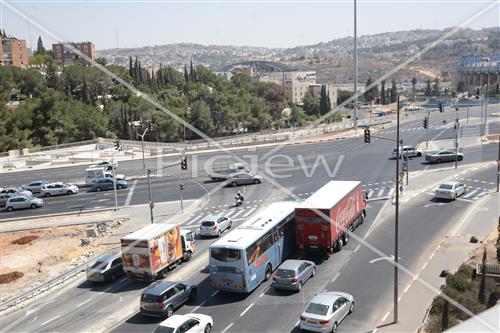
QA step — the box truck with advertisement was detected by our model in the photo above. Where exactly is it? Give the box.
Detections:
[295,181,366,254]
[121,224,195,280]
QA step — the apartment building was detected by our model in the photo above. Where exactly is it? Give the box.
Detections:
[0,37,29,68]
[52,41,95,65]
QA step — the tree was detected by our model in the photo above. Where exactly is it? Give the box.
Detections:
[456,80,466,93]
[478,248,487,304]
[425,79,432,96]
[441,299,449,331]
[411,77,417,101]
[190,100,213,135]
[184,65,189,82]
[302,92,320,117]
[364,76,379,102]
[96,57,107,66]
[319,85,331,116]
[390,80,397,103]
[380,80,386,105]
[433,77,440,97]
[337,90,353,106]
[36,36,45,54]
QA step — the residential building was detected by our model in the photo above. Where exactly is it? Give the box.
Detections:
[52,41,95,65]
[0,36,29,68]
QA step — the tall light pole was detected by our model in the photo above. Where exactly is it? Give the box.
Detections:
[112,150,118,211]
[394,94,401,324]
[353,0,358,131]
[147,169,154,224]
[137,127,148,176]
[454,108,459,169]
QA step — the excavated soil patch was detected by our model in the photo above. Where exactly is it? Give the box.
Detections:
[10,235,39,245]
[0,271,24,284]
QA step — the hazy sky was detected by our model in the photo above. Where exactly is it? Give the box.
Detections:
[0,0,498,50]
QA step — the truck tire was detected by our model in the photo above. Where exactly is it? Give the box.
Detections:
[182,251,192,262]
[264,264,272,281]
[343,233,349,245]
[336,239,343,251]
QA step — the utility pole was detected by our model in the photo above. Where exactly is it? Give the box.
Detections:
[496,134,499,193]
[178,175,184,214]
[394,94,400,324]
[147,169,154,224]
[353,0,358,131]
[112,151,118,211]
[137,127,149,176]
[454,108,459,169]
[484,79,489,130]
[426,110,430,149]
[466,101,469,125]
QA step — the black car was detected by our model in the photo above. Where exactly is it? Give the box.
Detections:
[140,281,197,318]
[85,255,124,282]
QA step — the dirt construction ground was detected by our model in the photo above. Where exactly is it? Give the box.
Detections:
[0,222,121,302]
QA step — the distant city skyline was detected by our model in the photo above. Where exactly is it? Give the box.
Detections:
[0,0,498,50]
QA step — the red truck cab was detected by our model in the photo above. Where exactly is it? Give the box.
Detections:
[295,181,366,254]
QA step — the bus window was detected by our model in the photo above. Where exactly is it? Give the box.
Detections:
[211,248,241,262]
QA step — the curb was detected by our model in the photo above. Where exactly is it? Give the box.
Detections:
[0,207,117,224]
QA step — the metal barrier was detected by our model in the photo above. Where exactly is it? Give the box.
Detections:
[0,246,120,312]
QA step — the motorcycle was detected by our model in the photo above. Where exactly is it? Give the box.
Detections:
[234,196,244,207]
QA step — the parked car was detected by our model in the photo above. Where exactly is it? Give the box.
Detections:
[225,172,262,187]
[0,187,32,197]
[152,314,213,333]
[391,146,423,159]
[22,180,48,194]
[300,292,354,333]
[0,194,14,207]
[5,196,44,211]
[435,181,467,200]
[272,259,316,292]
[140,281,197,318]
[425,149,464,164]
[199,213,232,237]
[86,255,124,282]
[92,160,117,171]
[41,182,79,197]
[104,172,125,181]
[90,178,128,192]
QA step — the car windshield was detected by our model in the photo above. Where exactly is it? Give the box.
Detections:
[439,184,454,190]
[275,269,295,278]
[305,302,330,316]
[91,261,108,269]
[211,248,241,262]
[152,326,175,333]
[201,221,215,227]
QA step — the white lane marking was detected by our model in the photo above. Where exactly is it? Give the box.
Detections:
[221,323,234,333]
[353,245,361,253]
[191,300,207,313]
[367,190,374,199]
[124,179,138,206]
[295,320,300,327]
[242,207,257,218]
[388,188,395,196]
[210,290,219,297]
[259,286,271,298]
[463,189,478,198]
[330,272,340,283]
[231,209,246,219]
[76,298,92,308]
[377,188,385,197]
[429,253,435,260]
[222,210,236,218]
[240,302,255,317]
[422,262,428,270]
[373,183,379,185]
[40,315,61,327]
[186,214,207,226]
[332,154,345,178]
[404,284,411,293]
[382,311,391,322]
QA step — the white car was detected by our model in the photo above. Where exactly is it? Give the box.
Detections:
[435,181,467,200]
[199,213,232,237]
[391,146,423,159]
[104,172,125,181]
[5,196,44,211]
[300,292,354,333]
[91,161,117,171]
[0,187,33,197]
[152,314,213,333]
[41,183,79,197]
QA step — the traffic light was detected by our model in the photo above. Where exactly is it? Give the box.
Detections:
[423,117,428,129]
[180,183,185,191]
[181,156,187,170]
[114,139,121,150]
[438,103,443,113]
[364,129,370,143]
[476,88,480,99]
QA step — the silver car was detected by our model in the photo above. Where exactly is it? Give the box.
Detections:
[0,187,32,197]
[41,182,79,197]
[425,149,464,164]
[300,292,354,333]
[391,146,423,159]
[226,172,262,187]
[86,255,124,282]
[22,180,49,194]
[273,259,316,292]
[5,196,44,211]
[435,181,467,200]
[199,214,232,237]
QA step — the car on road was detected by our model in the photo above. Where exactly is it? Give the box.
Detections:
[140,281,197,318]
[22,180,48,194]
[225,172,262,187]
[152,314,213,333]
[86,255,124,282]
[391,146,423,159]
[5,196,44,211]
[425,149,464,164]
[90,178,128,192]
[199,213,232,237]
[104,172,125,181]
[91,160,117,171]
[272,259,316,292]
[0,187,32,197]
[300,292,354,333]
[435,181,467,200]
[41,182,79,197]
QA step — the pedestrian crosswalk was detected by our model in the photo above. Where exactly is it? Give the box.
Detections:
[377,125,443,135]
[182,205,260,227]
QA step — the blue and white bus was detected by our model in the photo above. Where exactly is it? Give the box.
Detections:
[208,201,297,293]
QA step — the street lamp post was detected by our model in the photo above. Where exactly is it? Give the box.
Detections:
[454,108,459,169]
[137,127,149,176]
[353,0,358,131]
[426,110,430,149]
[112,151,118,211]
[394,94,400,324]
[147,169,154,224]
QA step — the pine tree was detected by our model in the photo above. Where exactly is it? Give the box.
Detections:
[190,60,195,82]
[381,80,386,105]
[411,77,417,101]
[319,85,328,116]
[184,65,189,82]
[390,80,397,103]
[133,57,139,83]
[129,56,133,79]
[36,36,45,54]
[138,61,143,83]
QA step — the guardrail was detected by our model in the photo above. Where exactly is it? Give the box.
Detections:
[0,246,120,312]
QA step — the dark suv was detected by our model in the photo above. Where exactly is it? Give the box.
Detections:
[140,281,197,318]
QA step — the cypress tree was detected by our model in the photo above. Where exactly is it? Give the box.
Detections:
[479,248,487,304]
[36,36,45,54]
[381,80,386,105]
[138,61,143,83]
[133,57,139,83]
[129,56,133,79]
[425,79,432,96]
[184,65,189,82]
[190,60,195,81]
[390,80,397,103]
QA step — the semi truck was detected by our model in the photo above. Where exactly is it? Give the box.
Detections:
[295,181,366,254]
[121,224,196,280]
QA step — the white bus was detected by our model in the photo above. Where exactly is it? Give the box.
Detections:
[208,201,297,293]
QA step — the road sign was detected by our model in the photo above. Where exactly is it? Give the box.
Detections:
[399,171,405,178]
[399,186,404,193]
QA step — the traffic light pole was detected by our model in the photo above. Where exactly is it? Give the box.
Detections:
[147,169,154,224]
[112,151,118,211]
[137,127,149,176]
[426,111,430,149]
[178,175,184,214]
[454,109,459,169]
